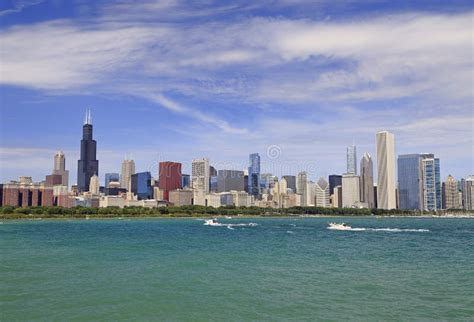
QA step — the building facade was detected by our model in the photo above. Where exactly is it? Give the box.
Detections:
[442,175,460,209]
[376,131,396,209]
[347,144,357,175]
[52,151,69,187]
[248,153,261,197]
[77,109,99,192]
[328,175,342,196]
[360,152,375,208]
[105,173,120,188]
[131,172,153,200]
[159,161,182,201]
[420,154,441,211]
[315,177,330,207]
[398,154,422,210]
[342,174,360,208]
[192,158,210,193]
[217,170,245,192]
[296,171,308,206]
[120,159,136,190]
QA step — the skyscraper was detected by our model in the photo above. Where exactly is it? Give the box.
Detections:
[376,131,396,209]
[420,154,441,211]
[347,145,357,175]
[77,109,99,192]
[159,161,182,201]
[463,176,474,210]
[89,174,100,195]
[443,175,460,209]
[120,159,135,190]
[192,158,210,193]
[52,151,69,187]
[328,175,342,196]
[398,154,422,210]
[282,175,296,193]
[360,152,375,208]
[296,171,307,206]
[248,153,260,197]
[342,174,360,208]
[217,170,245,192]
[131,172,153,200]
[315,177,330,207]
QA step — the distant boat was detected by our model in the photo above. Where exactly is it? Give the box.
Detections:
[328,222,352,230]
[204,218,220,226]
[85,215,90,220]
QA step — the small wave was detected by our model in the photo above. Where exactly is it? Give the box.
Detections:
[286,230,294,234]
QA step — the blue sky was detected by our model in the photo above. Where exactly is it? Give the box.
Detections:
[0,0,473,185]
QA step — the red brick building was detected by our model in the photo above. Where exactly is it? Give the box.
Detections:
[158,162,182,201]
[2,181,54,207]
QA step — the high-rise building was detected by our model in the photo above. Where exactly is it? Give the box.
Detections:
[248,153,261,197]
[328,175,342,196]
[192,158,210,193]
[217,170,245,192]
[89,174,100,195]
[296,171,307,206]
[360,152,375,208]
[105,173,120,188]
[376,131,396,209]
[462,176,474,210]
[443,175,460,209]
[315,177,330,207]
[282,175,296,193]
[120,159,135,190]
[420,154,441,211]
[159,162,182,201]
[181,174,191,189]
[131,172,153,200]
[77,109,98,192]
[342,174,360,208]
[52,151,69,187]
[398,154,422,210]
[347,145,357,175]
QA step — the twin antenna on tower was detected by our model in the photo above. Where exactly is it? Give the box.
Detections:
[84,108,92,125]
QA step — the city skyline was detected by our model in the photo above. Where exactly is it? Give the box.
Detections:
[0,1,472,184]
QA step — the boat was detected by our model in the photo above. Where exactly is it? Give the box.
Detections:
[328,222,352,230]
[204,218,220,226]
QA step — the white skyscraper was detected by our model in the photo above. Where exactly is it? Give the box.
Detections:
[192,158,210,193]
[296,171,308,206]
[347,145,357,175]
[52,151,69,187]
[376,131,396,209]
[120,159,136,190]
[89,174,100,195]
[342,174,360,208]
[315,177,330,207]
[360,152,375,208]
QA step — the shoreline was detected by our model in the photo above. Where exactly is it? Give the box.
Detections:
[1,213,473,221]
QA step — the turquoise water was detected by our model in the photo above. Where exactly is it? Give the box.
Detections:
[1,217,473,321]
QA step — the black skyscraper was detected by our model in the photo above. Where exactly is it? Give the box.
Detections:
[77,109,98,192]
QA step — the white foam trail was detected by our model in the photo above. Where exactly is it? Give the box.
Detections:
[286,230,294,234]
[329,227,429,232]
[203,221,258,229]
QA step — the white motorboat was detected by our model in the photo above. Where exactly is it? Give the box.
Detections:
[203,218,220,226]
[328,222,352,230]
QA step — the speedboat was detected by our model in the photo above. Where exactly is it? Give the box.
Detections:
[328,222,352,230]
[204,218,220,226]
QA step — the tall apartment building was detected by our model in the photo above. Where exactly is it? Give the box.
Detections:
[376,131,396,209]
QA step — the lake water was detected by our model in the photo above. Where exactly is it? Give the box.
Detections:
[1,217,473,321]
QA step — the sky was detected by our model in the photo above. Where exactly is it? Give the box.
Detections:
[0,0,473,185]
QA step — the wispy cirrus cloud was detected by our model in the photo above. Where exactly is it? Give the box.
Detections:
[0,2,472,180]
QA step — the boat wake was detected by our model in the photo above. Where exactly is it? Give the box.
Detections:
[328,223,428,232]
[204,219,258,229]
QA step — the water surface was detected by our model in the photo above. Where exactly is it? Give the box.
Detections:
[1,217,473,321]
